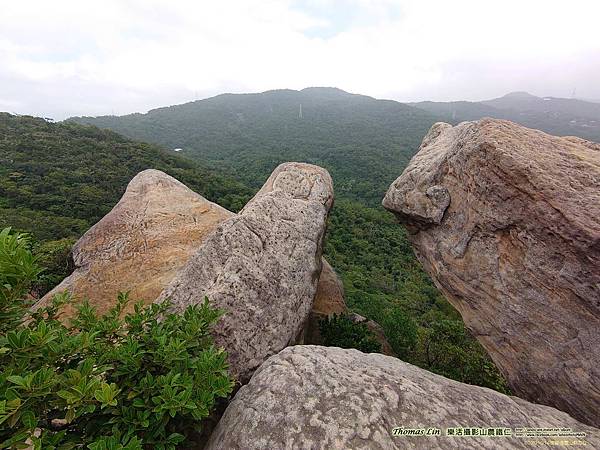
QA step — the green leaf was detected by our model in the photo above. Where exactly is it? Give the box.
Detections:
[7,375,27,388]
[21,410,37,428]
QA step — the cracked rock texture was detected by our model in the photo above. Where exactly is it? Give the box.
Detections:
[157,162,334,382]
[34,169,232,317]
[382,119,600,427]
[205,346,600,450]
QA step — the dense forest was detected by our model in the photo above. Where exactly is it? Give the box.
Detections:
[0,113,253,240]
[0,113,253,293]
[1,94,509,392]
[71,88,437,205]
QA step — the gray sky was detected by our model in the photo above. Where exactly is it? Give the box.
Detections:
[2,0,599,119]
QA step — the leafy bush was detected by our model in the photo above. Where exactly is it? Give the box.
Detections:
[380,308,418,360]
[0,228,43,333]
[31,237,76,297]
[0,228,234,449]
[318,314,381,354]
[414,310,510,394]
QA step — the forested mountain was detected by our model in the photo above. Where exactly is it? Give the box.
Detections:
[70,87,438,205]
[0,113,253,242]
[411,91,600,142]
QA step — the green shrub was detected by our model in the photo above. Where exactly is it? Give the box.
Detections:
[318,314,381,354]
[31,237,76,297]
[0,228,43,333]
[414,310,510,394]
[0,228,234,449]
[380,308,418,360]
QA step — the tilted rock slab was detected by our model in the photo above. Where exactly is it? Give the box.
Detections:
[34,169,232,317]
[205,346,600,450]
[157,162,334,382]
[382,118,600,427]
[312,259,347,317]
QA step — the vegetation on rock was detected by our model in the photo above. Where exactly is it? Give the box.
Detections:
[318,314,382,354]
[0,228,234,449]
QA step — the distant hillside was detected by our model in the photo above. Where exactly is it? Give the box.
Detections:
[0,113,252,241]
[411,92,600,142]
[70,87,439,205]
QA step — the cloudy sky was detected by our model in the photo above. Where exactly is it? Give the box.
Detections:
[2,0,599,119]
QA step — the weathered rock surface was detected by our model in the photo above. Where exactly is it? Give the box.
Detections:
[304,259,347,344]
[206,346,600,449]
[382,119,600,427]
[313,259,347,316]
[157,162,334,382]
[34,169,232,317]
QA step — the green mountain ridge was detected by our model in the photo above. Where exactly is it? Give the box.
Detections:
[0,112,253,241]
[69,87,439,205]
[411,91,600,142]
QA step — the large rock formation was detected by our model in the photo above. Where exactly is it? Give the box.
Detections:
[382,119,600,427]
[34,165,339,382]
[34,169,232,317]
[206,346,600,449]
[157,162,334,382]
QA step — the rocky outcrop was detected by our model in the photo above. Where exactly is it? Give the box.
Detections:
[34,169,232,317]
[382,119,600,427]
[304,259,347,344]
[206,346,600,449]
[157,162,334,382]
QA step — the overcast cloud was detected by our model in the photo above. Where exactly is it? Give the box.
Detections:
[1,0,599,119]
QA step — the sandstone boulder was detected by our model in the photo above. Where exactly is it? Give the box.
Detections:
[382,119,600,427]
[33,169,232,317]
[206,346,600,449]
[157,162,334,382]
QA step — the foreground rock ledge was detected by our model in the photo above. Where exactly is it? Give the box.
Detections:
[157,162,334,382]
[205,346,600,450]
[382,119,600,427]
[34,169,232,317]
